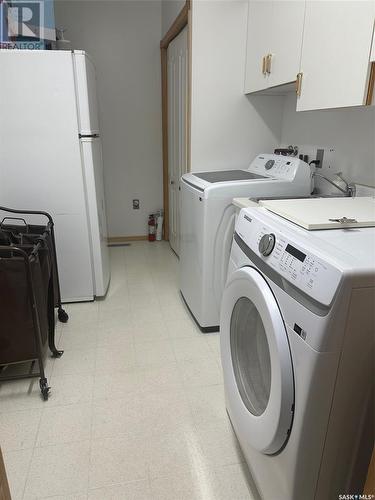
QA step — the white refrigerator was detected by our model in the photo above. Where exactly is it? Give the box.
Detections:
[0,50,110,302]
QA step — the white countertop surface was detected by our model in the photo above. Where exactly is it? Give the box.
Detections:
[260,196,375,230]
[232,198,259,209]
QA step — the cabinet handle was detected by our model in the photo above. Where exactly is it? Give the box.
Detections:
[266,54,272,74]
[296,72,303,97]
[262,56,266,75]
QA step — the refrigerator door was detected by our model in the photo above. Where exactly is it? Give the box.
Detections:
[73,51,100,136]
[81,137,110,296]
[0,50,94,302]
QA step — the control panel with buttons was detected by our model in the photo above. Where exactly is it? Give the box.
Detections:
[236,209,342,307]
[248,154,305,180]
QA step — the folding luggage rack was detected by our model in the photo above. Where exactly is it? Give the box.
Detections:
[0,206,68,400]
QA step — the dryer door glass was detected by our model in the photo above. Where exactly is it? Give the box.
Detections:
[221,266,294,454]
[230,297,271,416]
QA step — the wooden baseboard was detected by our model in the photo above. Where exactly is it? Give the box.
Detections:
[108,235,148,243]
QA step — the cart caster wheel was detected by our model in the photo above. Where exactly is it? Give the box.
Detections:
[39,378,50,401]
[58,308,69,323]
[41,388,49,401]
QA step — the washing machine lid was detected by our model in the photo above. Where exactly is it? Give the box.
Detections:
[221,266,294,454]
[194,170,267,183]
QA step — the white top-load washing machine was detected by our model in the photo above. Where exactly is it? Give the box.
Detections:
[180,154,312,332]
[220,206,375,500]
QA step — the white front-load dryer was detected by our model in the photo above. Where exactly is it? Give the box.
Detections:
[221,206,375,500]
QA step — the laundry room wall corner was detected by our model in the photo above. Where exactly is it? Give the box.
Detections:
[189,0,284,172]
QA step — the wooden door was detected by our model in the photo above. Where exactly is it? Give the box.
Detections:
[167,26,189,256]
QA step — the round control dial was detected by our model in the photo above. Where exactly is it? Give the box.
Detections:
[259,233,276,256]
[265,159,275,170]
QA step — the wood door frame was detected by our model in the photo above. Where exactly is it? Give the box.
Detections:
[160,0,191,241]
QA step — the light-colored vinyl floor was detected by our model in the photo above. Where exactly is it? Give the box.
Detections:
[0,242,258,500]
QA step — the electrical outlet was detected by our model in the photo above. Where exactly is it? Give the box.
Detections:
[133,199,140,210]
[324,148,336,170]
[284,144,336,170]
[295,145,317,164]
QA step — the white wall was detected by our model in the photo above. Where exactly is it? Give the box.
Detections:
[281,93,375,191]
[190,0,284,172]
[162,0,185,36]
[55,1,163,238]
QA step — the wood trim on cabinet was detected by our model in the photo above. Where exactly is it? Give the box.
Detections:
[160,0,191,241]
[365,62,375,105]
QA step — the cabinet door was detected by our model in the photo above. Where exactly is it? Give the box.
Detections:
[244,0,273,93]
[297,1,375,111]
[267,0,305,88]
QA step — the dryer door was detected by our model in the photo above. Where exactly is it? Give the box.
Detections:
[220,266,294,455]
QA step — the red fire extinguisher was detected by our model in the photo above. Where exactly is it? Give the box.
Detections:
[148,214,156,242]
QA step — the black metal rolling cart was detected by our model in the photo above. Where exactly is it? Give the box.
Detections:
[0,206,68,400]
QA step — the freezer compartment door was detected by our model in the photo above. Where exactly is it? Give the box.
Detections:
[73,51,100,135]
[81,137,110,296]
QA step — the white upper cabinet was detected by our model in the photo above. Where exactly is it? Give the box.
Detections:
[297,1,375,111]
[244,0,305,93]
[267,1,306,89]
[244,0,273,93]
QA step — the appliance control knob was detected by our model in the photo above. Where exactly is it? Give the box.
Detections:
[259,233,276,256]
[265,160,275,170]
